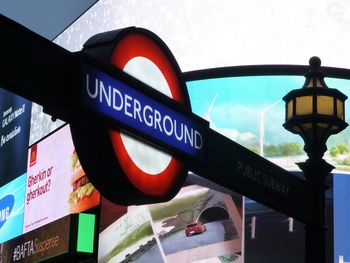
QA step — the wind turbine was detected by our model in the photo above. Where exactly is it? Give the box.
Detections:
[237,99,281,157]
[203,94,218,130]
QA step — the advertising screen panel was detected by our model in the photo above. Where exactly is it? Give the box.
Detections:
[0,88,31,187]
[334,173,350,263]
[149,184,242,263]
[29,103,65,146]
[98,205,163,263]
[0,215,70,263]
[187,76,350,172]
[23,125,100,233]
[244,198,305,262]
[98,180,243,263]
[244,178,335,263]
[54,0,350,72]
[0,174,26,244]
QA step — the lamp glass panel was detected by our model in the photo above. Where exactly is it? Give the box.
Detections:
[287,100,293,120]
[317,96,334,115]
[337,99,344,119]
[296,96,312,115]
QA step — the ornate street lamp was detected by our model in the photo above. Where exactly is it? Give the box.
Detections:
[283,57,348,263]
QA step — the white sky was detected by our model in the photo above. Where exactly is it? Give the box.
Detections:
[55,0,350,72]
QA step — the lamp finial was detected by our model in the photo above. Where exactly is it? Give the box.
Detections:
[309,56,321,69]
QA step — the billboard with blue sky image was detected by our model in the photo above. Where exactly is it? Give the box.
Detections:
[187,75,350,262]
[0,173,26,244]
[187,76,350,172]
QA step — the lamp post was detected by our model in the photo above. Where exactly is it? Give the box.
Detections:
[282,57,348,263]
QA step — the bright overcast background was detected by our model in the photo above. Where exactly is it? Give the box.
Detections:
[54,0,350,72]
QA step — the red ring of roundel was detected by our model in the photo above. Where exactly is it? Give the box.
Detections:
[109,33,186,197]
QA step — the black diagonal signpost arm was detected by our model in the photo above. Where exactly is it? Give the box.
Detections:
[0,15,80,122]
[0,15,317,225]
[191,129,316,224]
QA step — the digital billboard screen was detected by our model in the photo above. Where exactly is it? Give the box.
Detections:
[0,174,26,244]
[2,3,350,261]
[244,198,305,262]
[53,0,350,73]
[29,103,65,146]
[99,205,163,263]
[98,181,243,263]
[187,76,350,173]
[0,88,32,187]
[0,215,70,263]
[23,125,100,233]
[334,173,350,263]
[148,184,242,263]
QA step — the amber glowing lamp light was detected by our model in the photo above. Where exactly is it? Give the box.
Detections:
[283,56,348,161]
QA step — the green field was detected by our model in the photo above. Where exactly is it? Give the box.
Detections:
[104,222,153,263]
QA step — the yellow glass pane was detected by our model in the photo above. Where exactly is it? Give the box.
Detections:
[317,96,333,115]
[337,99,344,119]
[287,100,293,120]
[296,96,312,115]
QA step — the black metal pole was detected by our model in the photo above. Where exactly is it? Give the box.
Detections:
[297,159,333,263]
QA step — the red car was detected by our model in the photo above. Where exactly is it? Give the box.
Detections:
[185,222,206,236]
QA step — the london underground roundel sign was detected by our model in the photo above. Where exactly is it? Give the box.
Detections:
[109,31,187,197]
[70,27,190,204]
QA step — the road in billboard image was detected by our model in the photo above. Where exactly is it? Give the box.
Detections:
[149,185,242,263]
[244,198,305,262]
[98,183,243,263]
[244,177,336,263]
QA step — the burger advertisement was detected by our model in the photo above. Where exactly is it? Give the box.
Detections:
[23,125,100,233]
[69,149,99,213]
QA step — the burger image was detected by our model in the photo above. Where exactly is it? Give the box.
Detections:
[68,150,100,213]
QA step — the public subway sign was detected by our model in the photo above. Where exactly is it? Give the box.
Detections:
[82,63,206,162]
